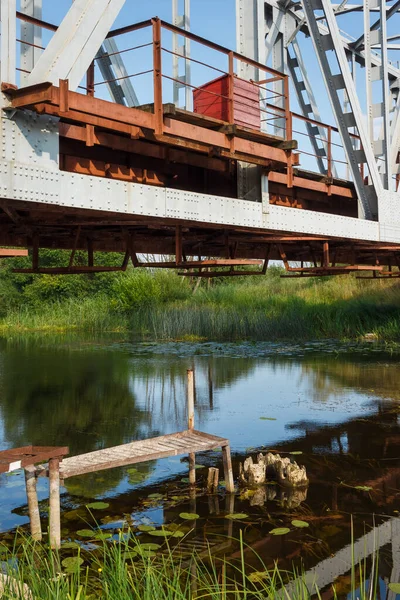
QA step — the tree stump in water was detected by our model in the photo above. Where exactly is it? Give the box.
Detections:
[239,452,309,488]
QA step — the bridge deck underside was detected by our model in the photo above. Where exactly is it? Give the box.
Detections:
[1,199,400,277]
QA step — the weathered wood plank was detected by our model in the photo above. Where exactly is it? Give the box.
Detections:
[58,430,229,479]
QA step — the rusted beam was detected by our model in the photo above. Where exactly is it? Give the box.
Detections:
[0,248,28,257]
[178,270,265,277]
[140,259,263,268]
[268,171,355,198]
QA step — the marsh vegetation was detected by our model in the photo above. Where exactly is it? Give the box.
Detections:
[1,250,400,340]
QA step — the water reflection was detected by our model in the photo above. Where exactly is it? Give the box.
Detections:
[1,338,400,597]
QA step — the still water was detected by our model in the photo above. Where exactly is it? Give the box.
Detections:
[1,337,400,595]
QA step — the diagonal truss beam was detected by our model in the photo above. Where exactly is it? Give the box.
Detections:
[96,38,139,107]
[26,0,126,91]
[287,38,337,176]
[300,0,382,218]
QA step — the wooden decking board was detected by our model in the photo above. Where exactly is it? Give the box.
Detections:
[57,430,227,479]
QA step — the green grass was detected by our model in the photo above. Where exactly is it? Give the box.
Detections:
[0,531,385,600]
[1,266,400,341]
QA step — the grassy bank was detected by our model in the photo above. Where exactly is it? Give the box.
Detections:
[1,251,400,340]
[0,533,387,600]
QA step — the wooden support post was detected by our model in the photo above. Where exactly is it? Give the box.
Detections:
[221,445,235,493]
[24,466,42,541]
[207,467,219,494]
[187,369,196,486]
[48,458,61,550]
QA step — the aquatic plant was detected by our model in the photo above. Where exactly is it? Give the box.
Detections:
[0,528,394,600]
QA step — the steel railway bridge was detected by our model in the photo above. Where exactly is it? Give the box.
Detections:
[0,0,400,277]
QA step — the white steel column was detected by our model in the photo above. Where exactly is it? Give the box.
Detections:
[20,0,43,85]
[0,0,17,86]
[379,0,391,189]
[172,0,191,110]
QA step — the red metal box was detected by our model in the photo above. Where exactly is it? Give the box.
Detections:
[193,74,261,130]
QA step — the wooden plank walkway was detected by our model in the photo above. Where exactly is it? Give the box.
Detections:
[59,430,230,479]
[8,370,234,550]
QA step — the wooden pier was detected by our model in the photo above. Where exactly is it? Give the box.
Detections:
[2,369,234,549]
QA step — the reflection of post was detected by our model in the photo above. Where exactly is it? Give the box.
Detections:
[24,466,42,541]
[49,458,61,549]
[187,369,196,486]
[225,493,235,538]
[208,364,214,410]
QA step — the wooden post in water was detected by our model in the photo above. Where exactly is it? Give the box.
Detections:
[207,467,219,494]
[187,369,196,486]
[24,466,42,541]
[222,445,235,493]
[48,458,61,550]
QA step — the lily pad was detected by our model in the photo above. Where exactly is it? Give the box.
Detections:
[95,532,113,541]
[259,417,277,421]
[137,524,156,532]
[61,557,84,573]
[148,530,174,537]
[61,541,80,549]
[86,502,110,510]
[179,513,200,520]
[388,583,400,593]
[291,520,309,528]
[164,523,181,532]
[123,550,138,559]
[270,527,291,536]
[248,571,269,583]
[76,529,94,538]
[172,530,185,538]
[225,513,249,520]
[138,543,161,551]
[137,550,157,558]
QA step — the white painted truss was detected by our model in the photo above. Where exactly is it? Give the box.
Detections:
[1,0,400,245]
